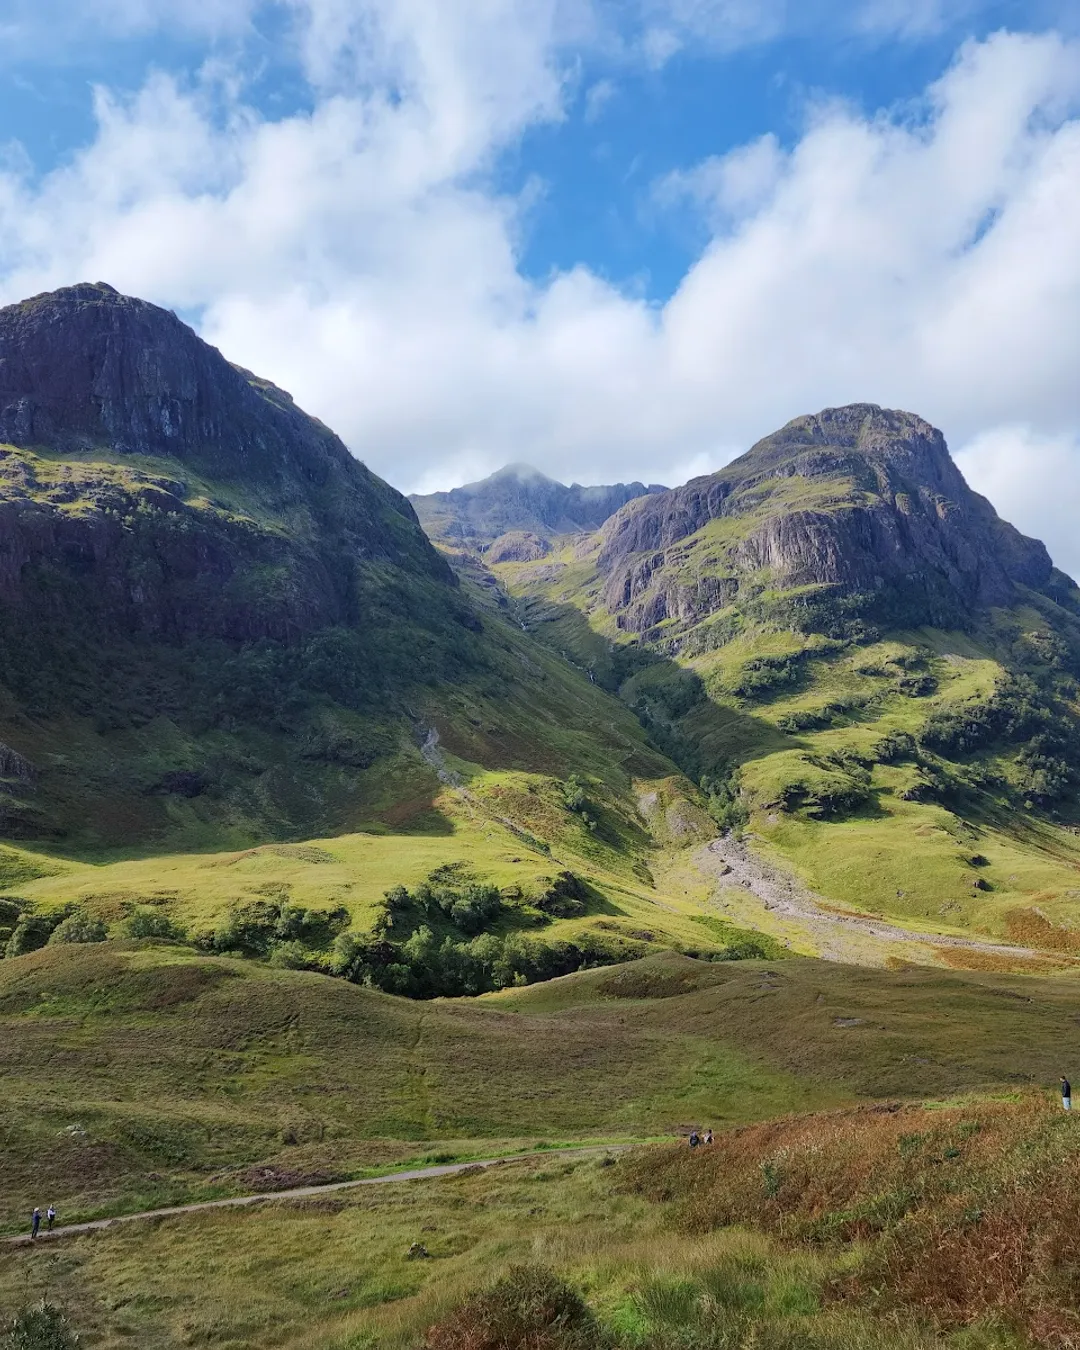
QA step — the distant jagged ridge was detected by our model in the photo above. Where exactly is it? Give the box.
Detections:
[410,463,667,556]
[591,404,1077,637]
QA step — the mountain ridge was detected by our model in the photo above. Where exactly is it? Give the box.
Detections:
[590,404,1069,638]
[410,462,667,557]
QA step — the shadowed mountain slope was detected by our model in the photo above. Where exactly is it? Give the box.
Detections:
[0,284,672,850]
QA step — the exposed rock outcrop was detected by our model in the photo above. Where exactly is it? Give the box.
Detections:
[0,283,457,644]
[595,405,1066,634]
[485,531,551,564]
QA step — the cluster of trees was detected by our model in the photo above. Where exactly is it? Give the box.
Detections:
[1,898,188,958]
[729,652,807,702]
[918,674,1080,807]
[331,924,645,999]
[193,896,350,967]
[699,770,749,833]
[383,870,503,936]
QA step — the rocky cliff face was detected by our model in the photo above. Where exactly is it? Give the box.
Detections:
[411,463,666,552]
[0,283,495,845]
[0,283,456,644]
[594,405,1067,636]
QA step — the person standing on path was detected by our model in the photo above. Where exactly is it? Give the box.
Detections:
[46,1205,56,1231]
[30,1209,40,1240]
[1062,1077,1072,1111]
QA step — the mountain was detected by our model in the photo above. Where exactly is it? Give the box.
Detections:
[0,283,456,643]
[410,463,666,559]
[594,404,1068,637]
[0,284,670,849]
[490,403,1080,945]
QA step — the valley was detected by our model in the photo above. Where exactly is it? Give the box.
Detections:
[2,287,1080,1350]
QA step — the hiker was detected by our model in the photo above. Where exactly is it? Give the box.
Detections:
[30,1208,40,1240]
[1062,1076,1072,1112]
[703,1129,713,1145]
[688,1129,700,1149]
[46,1205,56,1231]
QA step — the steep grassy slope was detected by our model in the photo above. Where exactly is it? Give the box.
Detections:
[1,943,1078,1233]
[490,406,1080,943]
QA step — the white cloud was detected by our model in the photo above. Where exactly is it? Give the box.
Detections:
[654,133,784,222]
[0,12,1079,582]
[583,76,616,122]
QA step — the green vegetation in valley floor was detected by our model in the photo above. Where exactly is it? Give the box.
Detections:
[2,943,1080,1234]
[0,764,750,990]
[3,1096,1072,1350]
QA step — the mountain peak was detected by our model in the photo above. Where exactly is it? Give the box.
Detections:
[0,282,301,481]
[489,462,554,484]
[594,403,1063,634]
[411,465,667,550]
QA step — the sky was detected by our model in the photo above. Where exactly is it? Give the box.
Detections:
[1,1,1079,575]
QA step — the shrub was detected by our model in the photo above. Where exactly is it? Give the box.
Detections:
[423,1264,602,1350]
[730,654,805,701]
[534,872,588,918]
[4,913,53,958]
[5,1301,79,1350]
[123,908,185,941]
[48,911,108,945]
[870,731,916,764]
[268,941,319,971]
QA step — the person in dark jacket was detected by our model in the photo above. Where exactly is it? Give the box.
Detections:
[30,1208,40,1240]
[1062,1076,1072,1111]
[688,1130,700,1148]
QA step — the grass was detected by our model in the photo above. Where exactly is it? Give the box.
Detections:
[623,1093,1080,1344]
[0,1112,1051,1350]
[0,767,737,967]
[495,530,1080,947]
[3,942,1080,1235]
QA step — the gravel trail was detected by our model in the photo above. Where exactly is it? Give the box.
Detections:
[4,1146,628,1247]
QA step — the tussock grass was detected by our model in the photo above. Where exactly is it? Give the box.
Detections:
[623,1094,1080,1342]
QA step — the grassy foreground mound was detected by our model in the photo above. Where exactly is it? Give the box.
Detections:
[2,943,1079,1232]
[622,1094,1080,1345]
[4,1098,1074,1350]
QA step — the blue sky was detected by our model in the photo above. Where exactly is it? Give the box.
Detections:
[1,0,1079,572]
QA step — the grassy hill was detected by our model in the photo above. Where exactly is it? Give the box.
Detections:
[2,952,1076,1348]
[1,942,1078,1235]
